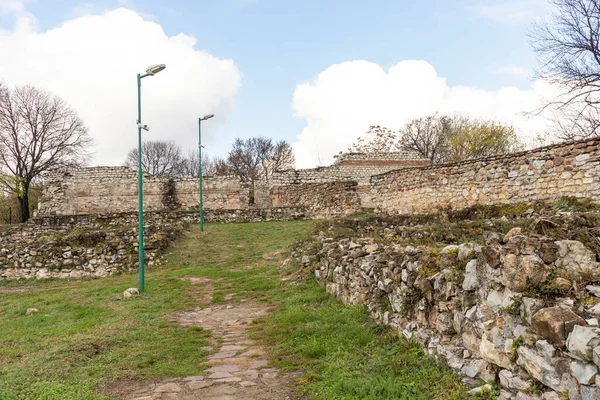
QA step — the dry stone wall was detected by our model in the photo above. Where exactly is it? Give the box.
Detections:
[292,224,600,399]
[271,152,428,208]
[371,138,600,214]
[271,181,362,219]
[0,212,185,281]
[38,167,249,216]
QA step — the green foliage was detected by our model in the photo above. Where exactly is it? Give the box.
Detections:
[445,120,523,162]
[553,196,598,212]
[510,336,524,362]
[518,272,571,298]
[498,296,522,316]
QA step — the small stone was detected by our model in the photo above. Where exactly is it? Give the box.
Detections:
[123,287,140,298]
[25,308,39,315]
[239,381,257,387]
[570,360,598,385]
[468,384,492,394]
[532,307,585,345]
[535,340,556,360]
[503,228,522,242]
[553,277,572,292]
[587,285,600,298]
[187,381,212,390]
[498,369,531,391]
[587,318,599,326]
[154,383,182,393]
[542,392,561,400]
[567,325,600,361]
[462,260,478,291]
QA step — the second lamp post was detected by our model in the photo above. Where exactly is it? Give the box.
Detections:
[198,114,214,232]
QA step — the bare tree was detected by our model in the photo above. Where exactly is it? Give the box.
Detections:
[124,140,184,177]
[530,0,600,139]
[263,140,295,180]
[214,157,232,175]
[225,137,295,201]
[400,114,453,163]
[179,150,217,177]
[0,84,92,222]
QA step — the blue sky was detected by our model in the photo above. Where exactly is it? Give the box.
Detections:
[0,0,552,167]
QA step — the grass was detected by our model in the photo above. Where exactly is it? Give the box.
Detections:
[0,220,475,399]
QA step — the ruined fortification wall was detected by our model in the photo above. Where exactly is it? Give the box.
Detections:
[37,167,249,216]
[36,168,360,221]
[371,138,600,214]
[271,152,428,208]
[271,181,361,219]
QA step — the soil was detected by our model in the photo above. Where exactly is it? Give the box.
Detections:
[0,286,38,293]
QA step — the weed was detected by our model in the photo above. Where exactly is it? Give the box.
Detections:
[498,296,522,316]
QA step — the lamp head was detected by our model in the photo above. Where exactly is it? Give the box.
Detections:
[202,114,215,120]
[146,64,166,76]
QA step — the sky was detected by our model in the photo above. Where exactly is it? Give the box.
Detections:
[0,0,557,168]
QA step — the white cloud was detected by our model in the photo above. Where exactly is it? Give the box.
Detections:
[0,7,241,165]
[474,0,550,23]
[292,60,557,168]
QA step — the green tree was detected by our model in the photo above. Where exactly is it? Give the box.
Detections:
[445,120,523,162]
[346,114,523,164]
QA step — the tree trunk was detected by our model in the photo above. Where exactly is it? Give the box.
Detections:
[17,193,29,222]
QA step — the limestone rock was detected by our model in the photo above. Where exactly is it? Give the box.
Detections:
[532,307,585,345]
[570,360,598,385]
[555,240,600,280]
[503,227,522,243]
[480,334,511,369]
[498,369,532,391]
[521,297,546,325]
[462,260,478,291]
[502,253,549,290]
[468,384,492,395]
[458,243,477,261]
[25,308,38,315]
[123,287,140,298]
[587,285,600,298]
[435,312,456,335]
[567,326,600,361]
[517,346,568,392]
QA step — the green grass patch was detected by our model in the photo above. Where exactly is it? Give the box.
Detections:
[250,276,470,399]
[1,219,476,399]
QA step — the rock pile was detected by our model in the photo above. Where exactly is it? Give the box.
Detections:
[292,225,600,399]
[0,213,185,281]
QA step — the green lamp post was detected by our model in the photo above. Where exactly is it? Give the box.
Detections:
[136,63,166,292]
[198,114,214,232]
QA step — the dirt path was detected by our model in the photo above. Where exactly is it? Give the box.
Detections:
[104,277,297,400]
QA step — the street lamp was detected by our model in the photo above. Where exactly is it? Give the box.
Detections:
[198,114,214,232]
[137,63,166,292]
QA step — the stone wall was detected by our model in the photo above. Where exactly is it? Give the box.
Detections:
[0,212,186,281]
[271,181,362,219]
[271,152,428,208]
[371,138,600,214]
[37,167,249,216]
[293,225,600,399]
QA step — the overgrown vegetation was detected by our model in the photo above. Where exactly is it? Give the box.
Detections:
[0,220,482,399]
[317,197,600,257]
